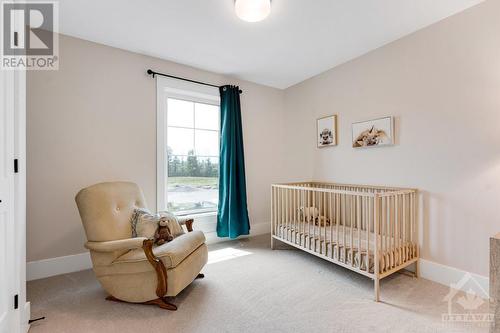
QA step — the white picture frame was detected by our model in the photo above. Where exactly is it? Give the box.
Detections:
[352,116,394,148]
[317,115,337,148]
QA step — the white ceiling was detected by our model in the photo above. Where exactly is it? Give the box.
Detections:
[59,0,484,89]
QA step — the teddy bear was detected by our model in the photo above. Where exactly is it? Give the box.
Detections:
[154,217,174,246]
[298,206,331,226]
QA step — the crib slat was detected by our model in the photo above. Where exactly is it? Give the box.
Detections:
[383,196,387,272]
[285,187,288,240]
[403,194,407,262]
[335,193,340,261]
[350,194,354,267]
[271,186,274,250]
[273,187,279,236]
[391,197,396,268]
[357,196,361,269]
[411,192,414,259]
[295,189,298,243]
[274,187,279,236]
[374,194,380,301]
[396,194,401,265]
[318,189,322,253]
[278,188,282,238]
[309,190,313,250]
[291,188,294,244]
[301,189,305,247]
[329,192,333,259]
[286,188,289,240]
[414,191,419,265]
[323,189,327,255]
[366,194,370,272]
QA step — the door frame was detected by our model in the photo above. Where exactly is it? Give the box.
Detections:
[0,54,28,333]
[14,64,29,333]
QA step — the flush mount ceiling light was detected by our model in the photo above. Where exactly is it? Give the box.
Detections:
[235,0,271,23]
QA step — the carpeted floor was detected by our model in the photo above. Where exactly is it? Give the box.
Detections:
[27,235,489,333]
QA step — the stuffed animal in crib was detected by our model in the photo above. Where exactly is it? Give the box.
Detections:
[298,206,318,222]
[316,216,331,227]
[298,206,331,226]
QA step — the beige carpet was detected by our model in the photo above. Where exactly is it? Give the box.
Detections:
[27,235,488,333]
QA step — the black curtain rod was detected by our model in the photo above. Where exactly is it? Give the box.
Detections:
[147,69,243,94]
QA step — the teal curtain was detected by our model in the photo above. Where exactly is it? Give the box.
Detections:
[217,85,250,238]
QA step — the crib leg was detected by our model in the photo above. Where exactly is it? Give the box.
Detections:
[374,278,380,302]
[414,260,419,278]
[271,236,275,250]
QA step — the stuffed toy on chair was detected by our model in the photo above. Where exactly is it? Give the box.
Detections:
[154,217,174,245]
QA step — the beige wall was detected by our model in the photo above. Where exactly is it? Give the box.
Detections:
[283,0,500,276]
[27,34,285,262]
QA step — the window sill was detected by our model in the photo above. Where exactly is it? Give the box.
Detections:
[176,211,217,233]
[176,211,217,219]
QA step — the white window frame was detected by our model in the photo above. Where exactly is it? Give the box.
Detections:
[156,76,220,226]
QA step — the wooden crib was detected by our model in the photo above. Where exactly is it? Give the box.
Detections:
[271,182,419,301]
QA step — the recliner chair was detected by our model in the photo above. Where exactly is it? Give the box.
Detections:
[75,181,208,310]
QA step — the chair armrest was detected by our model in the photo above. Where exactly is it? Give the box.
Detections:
[177,217,195,232]
[142,239,168,298]
[85,237,148,252]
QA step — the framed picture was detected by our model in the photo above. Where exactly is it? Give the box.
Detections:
[317,115,337,148]
[352,116,394,148]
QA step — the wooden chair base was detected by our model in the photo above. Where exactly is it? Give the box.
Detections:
[105,273,205,311]
[106,295,177,311]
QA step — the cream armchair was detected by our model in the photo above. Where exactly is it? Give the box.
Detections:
[75,181,208,310]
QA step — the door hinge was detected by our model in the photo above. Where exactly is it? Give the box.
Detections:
[14,159,18,173]
[14,294,18,309]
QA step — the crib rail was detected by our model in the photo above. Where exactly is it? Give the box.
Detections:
[271,182,419,301]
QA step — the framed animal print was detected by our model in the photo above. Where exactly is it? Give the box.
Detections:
[317,115,337,148]
[352,116,394,148]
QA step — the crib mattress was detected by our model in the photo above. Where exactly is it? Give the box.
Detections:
[276,222,416,273]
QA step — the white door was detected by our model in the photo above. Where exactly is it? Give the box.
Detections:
[0,69,17,333]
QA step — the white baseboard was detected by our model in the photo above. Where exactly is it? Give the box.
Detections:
[204,221,270,244]
[419,259,489,296]
[27,252,92,281]
[27,222,271,281]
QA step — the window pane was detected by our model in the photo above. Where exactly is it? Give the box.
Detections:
[195,129,219,156]
[195,103,219,130]
[167,127,194,156]
[168,98,194,127]
[165,98,220,215]
[167,154,219,214]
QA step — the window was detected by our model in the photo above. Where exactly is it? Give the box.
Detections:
[157,77,220,218]
[166,98,219,214]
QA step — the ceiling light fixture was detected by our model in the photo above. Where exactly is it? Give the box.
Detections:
[235,0,271,23]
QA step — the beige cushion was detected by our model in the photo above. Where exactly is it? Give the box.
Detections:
[114,230,206,269]
[130,209,185,239]
[131,208,158,239]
